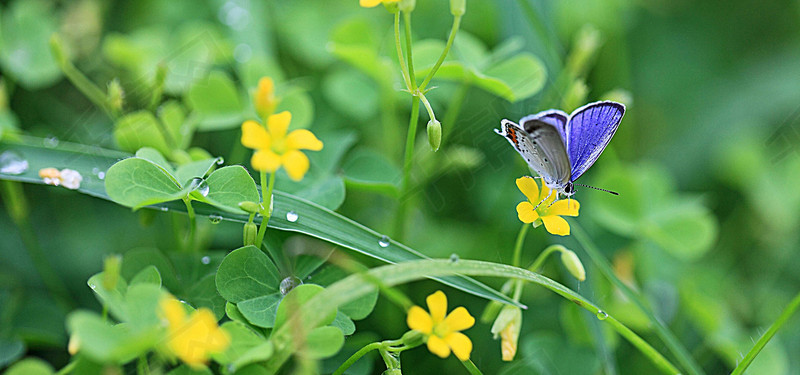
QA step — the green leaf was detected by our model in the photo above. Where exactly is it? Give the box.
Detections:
[135,147,174,175]
[123,284,165,331]
[184,274,226,320]
[174,158,219,188]
[274,284,336,330]
[1,137,520,308]
[0,0,61,89]
[303,326,345,359]
[186,71,244,131]
[215,246,281,303]
[331,311,355,336]
[328,43,394,85]
[114,111,173,156]
[158,101,190,149]
[290,176,346,211]
[230,342,274,372]
[322,68,379,121]
[237,293,282,328]
[121,247,180,292]
[213,321,269,367]
[199,166,260,214]
[67,311,157,363]
[104,157,186,209]
[341,148,401,195]
[645,202,718,261]
[482,53,546,102]
[87,272,128,321]
[4,357,54,375]
[312,266,377,321]
[0,338,25,369]
[275,90,314,131]
[166,365,213,375]
[129,265,161,286]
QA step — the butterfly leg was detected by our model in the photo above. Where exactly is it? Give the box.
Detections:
[532,188,553,211]
[546,191,560,208]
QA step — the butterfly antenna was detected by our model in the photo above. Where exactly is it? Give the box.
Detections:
[575,183,619,196]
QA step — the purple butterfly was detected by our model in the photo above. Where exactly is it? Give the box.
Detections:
[495,101,625,202]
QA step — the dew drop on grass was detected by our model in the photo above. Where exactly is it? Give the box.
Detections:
[160,206,169,212]
[378,235,390,248]
[188,177,210,197]
[449,254,460,263]
[208,214,223,224]
[91,167,106,180]
[0,151,29,175]
[201,256,211,265]
[596,310,608,320]
[280,276,302,295]
[215,157,224,165]
[43,136,59,148]
[285,210,298,222]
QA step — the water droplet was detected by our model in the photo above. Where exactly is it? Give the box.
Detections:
[97,171,105,180]
[208,214,223,224]
[449,254,460,263]
[201,256,211,265]
[160,206,169,212]
[0,151,29,175]
[279,276,302,295]
[215,156,225,165]
[188,177,209,197]
[91,167,106,180]
[43,136,59,148]
[285,210,298,222]
[596,310,608,320]
[378,235,390,248]
[233,43,253,63]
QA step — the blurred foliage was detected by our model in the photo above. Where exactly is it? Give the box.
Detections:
[2,0,800,374]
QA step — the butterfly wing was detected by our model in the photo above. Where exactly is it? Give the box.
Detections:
[496,120,551,181]
[520,112,571,187]
[565,101,625,181]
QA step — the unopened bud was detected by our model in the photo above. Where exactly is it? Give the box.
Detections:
[243,222,258,246]
[450,0,466,16]
[238,201,261,214]
[253,77,278,119]
[560,249,586,281]
[401,329,425,347]
[490,305,522,361]
[399,0,415,12]
[102,254,122,290]
[68,334,80,355]
[107,79,124,112]
[427,119,442,152]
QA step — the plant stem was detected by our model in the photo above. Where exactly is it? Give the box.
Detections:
[394,11,412,91]
[419,15,462,91]
[333,342,383,375]
[50,35,116,119]
[571,222,704,375]
[55,361,76,375]
[731,290,800,375]
[137,354,150,375]
[461,359,484,375]
[0,181,74,311]
[528,244,563,272]
[403,12,417,87]
[255,172,276,248]
[182,197,196,252]
[511,223,530,268]
[395,95,420,239]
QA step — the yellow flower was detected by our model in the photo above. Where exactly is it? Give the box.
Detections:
[359,0,399,8]
[253,77,277,118]
[515,176,580,236]
[406,290,475,361]
[240,111,323,181]
[160,297,230,369]
[490,305,522,361]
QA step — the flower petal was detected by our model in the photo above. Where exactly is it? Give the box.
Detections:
[516,202,540,223]
[426,291,447,323]
[281,150,310,181]
[544,199,580,217]
[541,215,571,236]
[241,120,270,150]
[160,297,186,327]
[407,306,434,334]
[444,307,475,332]
[444,332,472,361]
[426,335,451,358]
[251,150,281,172]
[539,182,555,204]
[286,129,323,151]
[359,0,382,7]
[267,111,292,140]
[254,77,276,117]
[515,176,539,201]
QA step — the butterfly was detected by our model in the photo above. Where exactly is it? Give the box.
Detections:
[495,101,625,206]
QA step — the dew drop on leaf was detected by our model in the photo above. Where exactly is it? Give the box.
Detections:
[285,210,298,222]
[280,276,302,295]
[378,235,390,248]
[208,214,223,224]
[201,256,211,265]
[188,177,210,197]
[0,151,29,175]
[43,136,59,148]
[449,254,460,263]
[596,310,608,320]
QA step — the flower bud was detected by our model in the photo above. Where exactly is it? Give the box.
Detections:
[68,334,80,355]
[238,201,261,214]
[401,329,425,347]
[490,305,522,361]
[382,370,402,375]
[427,119,442,152]
[253,77,278,119]
[102,254,122,291]
[560,249,586,281]
[243,222,258,246]
[450,0,466,16]
[399,0,416,12]
[107,78,125,113]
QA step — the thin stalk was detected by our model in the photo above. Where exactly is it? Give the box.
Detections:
[511,223,530,268]
[55,361,77,375]
[418,92,436,122]
[461,359,484,375]
[731,290,800,375]
[333,342,383,375]
[182,198,196,252]
[403,12,417,87]
[395,96,420,239]
[528,244,562,272]
[394,11,412,90]
[50,36,116,119]
[419,15,462,91]
[137,354,150,375]
[255,172,276,248]
[0,181,74,311]
[571,222,704,375]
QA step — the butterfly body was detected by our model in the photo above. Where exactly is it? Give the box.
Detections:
[496,101,625,199]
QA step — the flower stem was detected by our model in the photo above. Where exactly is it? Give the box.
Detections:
[333,342,383,375]
[0,180,74,311]
[511,223,530,268]
[403,12,417,87]
[461,359,484,375]
[528,244,563,272]
[255,172,276,248]
[395,95,420,239]
[394,12,412,91]
[731,290,800,375]
[571,222,704,375]
[55,361,76,375]
[182,197,196,252]
[419,15,462,91]
[50,35,117,119]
